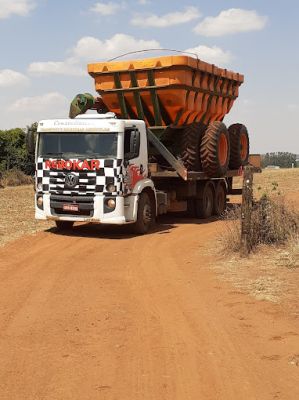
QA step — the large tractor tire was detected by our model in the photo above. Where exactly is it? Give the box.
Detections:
[180,122,207,171]
[200,121,230,177]
[228,123,250,169]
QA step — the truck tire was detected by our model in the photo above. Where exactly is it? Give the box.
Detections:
[187,198,196,217]
[200,121,230,177]
[180,122,206,171]
[133,192,154,234]
[213,181,227,216]
[228,123,249,169]
[195,182,214,219]
[55,221,74,231]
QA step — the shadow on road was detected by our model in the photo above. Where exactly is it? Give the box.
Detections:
[47,202,241,240]
[47,219,177,240]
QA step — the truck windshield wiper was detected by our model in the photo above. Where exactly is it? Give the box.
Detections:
[41,152,63,157]
[83,153,115,158]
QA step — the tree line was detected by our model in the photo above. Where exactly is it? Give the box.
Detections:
[261,152,298,168]
[0,123,37,175]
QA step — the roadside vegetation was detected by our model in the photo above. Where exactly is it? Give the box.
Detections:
[215,172,299,308]
[0,123,36,187]
[261,152,297,168]
[221,191,298,254]
[211,169,299,310]
[0,169,33,187]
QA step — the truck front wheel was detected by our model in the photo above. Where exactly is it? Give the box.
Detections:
[133,192,155,234]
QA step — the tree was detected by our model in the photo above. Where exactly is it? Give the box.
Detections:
[0,123,37,175]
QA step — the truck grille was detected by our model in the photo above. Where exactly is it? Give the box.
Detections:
[36,158,123,196]
[49,171,97,195]
[50,194,94,217]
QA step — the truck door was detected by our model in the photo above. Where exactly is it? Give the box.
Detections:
[123,127,148,193]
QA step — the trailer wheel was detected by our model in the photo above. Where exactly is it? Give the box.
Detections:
[213,181,227,216]
[55,221,74,231]
[228,123,249,169]
[133,192,154,234]
[180,122,206,171]
[200,121,230,177]
[195,182,214,219]
[187,199,196,217]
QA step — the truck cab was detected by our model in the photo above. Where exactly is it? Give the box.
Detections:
[35,113,157,233]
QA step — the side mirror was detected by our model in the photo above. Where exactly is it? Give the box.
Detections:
[130,130,140,158]
[125,129,140,160]
[26,127,35,155]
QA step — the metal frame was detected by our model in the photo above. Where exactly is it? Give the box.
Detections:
[101,68,240,129]
[147,128,187,181]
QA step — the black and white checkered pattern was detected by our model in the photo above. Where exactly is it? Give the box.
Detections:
[36,158,123,196]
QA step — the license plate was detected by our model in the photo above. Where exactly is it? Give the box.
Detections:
[63,204,79,212]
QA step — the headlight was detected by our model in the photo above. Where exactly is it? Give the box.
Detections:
[106,184,116,193]
[107,199,116,208]
[37,182,42,191]
[37,196,43,209]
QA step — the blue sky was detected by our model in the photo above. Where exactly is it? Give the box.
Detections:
[0,0,298,153]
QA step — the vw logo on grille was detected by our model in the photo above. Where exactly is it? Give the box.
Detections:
[65,173,79,188]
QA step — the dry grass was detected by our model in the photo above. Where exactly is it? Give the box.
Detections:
[220,195,298,254]
[276,235,299,269]
[233,168,299,204]
[213,238,299,309]
[0,185,54,246]
[0,169,33,187]
[213,169,299,310]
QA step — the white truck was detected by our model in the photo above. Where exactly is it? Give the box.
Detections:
[30,55,252,234]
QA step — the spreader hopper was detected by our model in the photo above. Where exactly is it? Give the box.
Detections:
[88,55,244,128]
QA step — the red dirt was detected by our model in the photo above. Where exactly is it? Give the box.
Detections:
[0,220,298,400]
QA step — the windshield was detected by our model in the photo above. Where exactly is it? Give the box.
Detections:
[38,132,118,159]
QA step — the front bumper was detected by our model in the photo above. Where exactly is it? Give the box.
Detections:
[35,193,127,224]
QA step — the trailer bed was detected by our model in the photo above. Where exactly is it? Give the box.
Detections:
[151,169,244,180]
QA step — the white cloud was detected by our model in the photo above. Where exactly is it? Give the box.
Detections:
[28,60,85,76]
[9,92,68,112]
[90,1,125,16]
[0,69,29,87]
[131,6,201,28]
[138,0,150,4]
[27,34,161,78]
[72,34,161,60]
[194,8,268,37]
[185,45,232,66]
[7,92,69,127]
[0,0,36,19]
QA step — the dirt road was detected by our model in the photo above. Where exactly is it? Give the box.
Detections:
[0,220,298,400]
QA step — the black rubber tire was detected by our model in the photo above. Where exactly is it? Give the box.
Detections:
[213,181,227,216]
[55,221,74,231]
[180,122,206,171]
[228,123,250,169]
[195,183,214,219]
[133,192,154,234]
[187,199,196,218]
[200,121,230,177]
